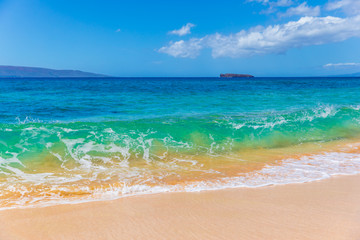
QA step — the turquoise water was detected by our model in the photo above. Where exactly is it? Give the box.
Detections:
[1,77,360,208]
[2,77,360,122]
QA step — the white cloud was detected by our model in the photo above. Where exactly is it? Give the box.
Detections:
[159,15,360,58]
[159,39,204,58]
[247,0,269,4]
[248,0,293,7]
[248,0,294,14]
[326,0,360,15]
[324,62,360,68]
[168,23,195,36]
[280,2,320,17]
[274,0,294,7]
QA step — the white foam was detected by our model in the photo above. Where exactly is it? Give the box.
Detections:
[228,105,343,131]
[61,128,78,133]
[1,150,360,210]
[185,152,360,191]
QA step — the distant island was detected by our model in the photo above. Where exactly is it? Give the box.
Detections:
[220,73,254,78]
[0,66,108,78]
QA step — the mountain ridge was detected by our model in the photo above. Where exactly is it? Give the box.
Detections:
[327,72,360,77]
[0,65,108,78]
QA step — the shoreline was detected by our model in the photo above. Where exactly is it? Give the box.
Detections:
[2,139,360,210]
[0,174,359,240]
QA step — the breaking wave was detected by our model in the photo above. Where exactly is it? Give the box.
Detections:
[1,104,360,208]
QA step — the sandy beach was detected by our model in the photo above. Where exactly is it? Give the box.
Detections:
[0,175,359,240]
[2,0,360,238]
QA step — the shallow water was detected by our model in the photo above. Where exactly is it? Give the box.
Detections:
[1,77,360,208]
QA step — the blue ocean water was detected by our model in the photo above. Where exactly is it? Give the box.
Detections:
[1,77,360,123]
[1,77,360,208]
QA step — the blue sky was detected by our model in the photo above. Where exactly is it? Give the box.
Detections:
[0,0,359,77]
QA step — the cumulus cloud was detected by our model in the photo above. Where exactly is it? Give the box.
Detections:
[324,62,360,68]
[159,39,204,58]
[159,15,360,58]
[168,23,195,36]
[326,0,360,15]
[280,2,320,17]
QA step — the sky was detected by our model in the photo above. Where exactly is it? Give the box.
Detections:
[0,0,360,77]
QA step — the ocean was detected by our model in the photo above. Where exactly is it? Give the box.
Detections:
[1,77,360,208]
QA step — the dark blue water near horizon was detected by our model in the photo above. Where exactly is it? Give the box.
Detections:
[1,77,360,124]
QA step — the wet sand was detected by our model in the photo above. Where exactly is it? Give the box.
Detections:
[0,175,359,240]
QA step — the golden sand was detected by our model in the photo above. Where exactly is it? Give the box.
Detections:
[0,174,359,240]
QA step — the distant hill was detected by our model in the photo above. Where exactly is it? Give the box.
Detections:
[329,72,360,77]
[0,66,108,78]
